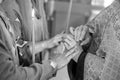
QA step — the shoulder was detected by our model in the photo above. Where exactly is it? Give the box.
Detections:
[0,11,13,52]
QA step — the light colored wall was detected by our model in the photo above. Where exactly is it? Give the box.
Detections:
[0,0,2,3]
[52,11,87,36]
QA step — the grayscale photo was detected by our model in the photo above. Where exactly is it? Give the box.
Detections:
[0,0,119,80]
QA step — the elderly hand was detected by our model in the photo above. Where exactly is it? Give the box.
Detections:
[50,34,76,58]
[62,34,76,50]
[48,33,76,53]
[47,34,63,49]
[69,25,92,62]
[69,25,91,46]
[51,46,79,70]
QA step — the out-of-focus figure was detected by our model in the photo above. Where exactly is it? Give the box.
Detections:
[0,0,79,80]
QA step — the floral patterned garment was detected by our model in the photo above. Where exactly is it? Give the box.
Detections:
[84,0,120,80]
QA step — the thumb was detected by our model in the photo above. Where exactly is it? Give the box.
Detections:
[81,37,90,46]
[61,30,65,34]
[69,27,75,35]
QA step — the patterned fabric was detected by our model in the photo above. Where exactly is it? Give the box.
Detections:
[84,53,105,80]
[84,0,120,80]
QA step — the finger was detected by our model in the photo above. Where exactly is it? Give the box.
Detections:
[75,25,84,41]
[64,38,71,45]
[79,26,87,41]
[75,26,80,41]
[78,26,83,41]
[57,34,63,39]
[81,37,90,45]
[61,42,65,53]
[65,47,76,57]
[76,27,81,41]
[64,39,76,50]
[55,34,63,41]
[69,27,75,35]
[64,35,76,45]
[65,34,74,41]
[64,42,71,50]
[89,27,94,33]
[67,50,79,62]
[79,26,88,41]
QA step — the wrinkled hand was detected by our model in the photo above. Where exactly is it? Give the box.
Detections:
[62,34,76,50]
[47,34,63,49]
[69,25,91,46]
[69,25,92,62]
[50,34,76,58]
[51,46,79,70]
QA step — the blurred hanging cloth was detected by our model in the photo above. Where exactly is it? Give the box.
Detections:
[68,0,120,80]
[16,0,49,63]
[0,8,57,80]
[0,0,49,64]
[16,0,49,41]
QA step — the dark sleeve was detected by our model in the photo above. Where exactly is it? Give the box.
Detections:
[17,41,32,66]
[0,39,56,80]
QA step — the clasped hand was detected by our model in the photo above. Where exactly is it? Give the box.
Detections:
[51,33,80,69]
[50,25,91,69]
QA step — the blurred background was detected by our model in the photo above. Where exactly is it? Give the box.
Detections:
[45,0,114,37]
[0,0,115,80]
[0,0,114,80]
[43,0,114,80]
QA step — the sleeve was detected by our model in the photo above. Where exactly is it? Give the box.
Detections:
[86,1,116,34]
[85,2,116,54]
[0,17,57,80]
[0,39,57,80]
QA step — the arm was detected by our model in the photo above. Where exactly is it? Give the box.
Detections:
[28,34,63,54]
[0,39,56,80]
[29,40,50,54]
[0,37,79,80]
[0,15,56,80]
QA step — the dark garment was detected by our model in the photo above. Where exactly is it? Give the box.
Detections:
[68,34,92,80]
[0,11,56,80]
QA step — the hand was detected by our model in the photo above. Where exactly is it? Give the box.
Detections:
[49,34,76,60]
[62,34,76,50]
[52,42,66,55]
[69,25,90,46]
[70,25,88,41]
[69,25,91,62]
[51,46,79,70]
[47,34,63,49]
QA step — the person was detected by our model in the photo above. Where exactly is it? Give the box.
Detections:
[0,0,79,80]
[67,0,120,80]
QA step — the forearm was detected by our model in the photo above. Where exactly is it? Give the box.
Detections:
[29,40,49,54]
[1,59,57,80]
[24,60,57,80]
[0,41,57,80]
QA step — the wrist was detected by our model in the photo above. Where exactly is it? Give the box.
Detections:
[41,41,48,49]
[46,39,53,49]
